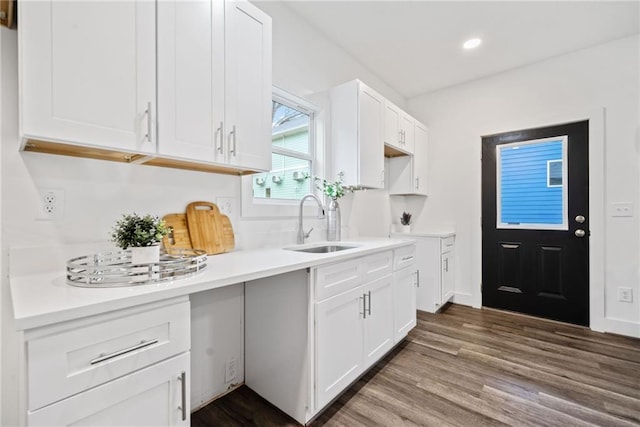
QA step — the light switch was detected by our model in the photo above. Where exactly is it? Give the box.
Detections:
[611,202,633,217]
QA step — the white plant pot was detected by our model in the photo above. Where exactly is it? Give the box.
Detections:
[402,225,411,233]
[130,245,160,265]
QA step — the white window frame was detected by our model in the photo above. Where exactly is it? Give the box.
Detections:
[495,136,568,231]
[547,159,563,187]
[241,87,323,218]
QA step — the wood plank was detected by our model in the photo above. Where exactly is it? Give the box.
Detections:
[192,304,640,426]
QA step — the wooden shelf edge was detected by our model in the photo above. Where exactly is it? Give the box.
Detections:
[22,139,261,176]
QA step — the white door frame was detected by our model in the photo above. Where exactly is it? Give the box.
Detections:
[477,107,606,332]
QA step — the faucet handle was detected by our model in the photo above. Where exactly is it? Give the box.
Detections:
[304,227,314,238]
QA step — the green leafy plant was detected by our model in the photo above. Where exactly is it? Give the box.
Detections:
[111,213,169,249]
[312,172,353,199]
[400,212,412,226]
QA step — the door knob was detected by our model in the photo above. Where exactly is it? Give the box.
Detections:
[575,215,586,223]
[575,229,586,238]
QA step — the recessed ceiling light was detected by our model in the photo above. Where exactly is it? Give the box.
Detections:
[463,38,482,50]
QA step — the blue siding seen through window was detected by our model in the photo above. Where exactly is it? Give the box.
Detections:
[499,139,564,226]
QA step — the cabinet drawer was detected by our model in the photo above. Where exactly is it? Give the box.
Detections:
[393,245,416,270]
[314,259,362,301]
[362,251,393,283]
[441,236,455,253]
[27,299,190,411]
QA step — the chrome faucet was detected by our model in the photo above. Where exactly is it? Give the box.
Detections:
[297,194,325,244]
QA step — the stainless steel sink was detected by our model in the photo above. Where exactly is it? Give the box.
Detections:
[286,244,358,254]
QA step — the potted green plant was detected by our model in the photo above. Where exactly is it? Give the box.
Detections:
[400,212,412,233]
[111,213,169,264]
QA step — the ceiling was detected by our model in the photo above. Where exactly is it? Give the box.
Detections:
[275,1,639,99]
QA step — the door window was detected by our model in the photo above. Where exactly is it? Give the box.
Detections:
[496,136,568,230]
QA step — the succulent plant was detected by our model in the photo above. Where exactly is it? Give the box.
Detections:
[400,212,412,226]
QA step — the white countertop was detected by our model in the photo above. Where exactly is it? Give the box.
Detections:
[391,229,455,238]
[10,238,414,331]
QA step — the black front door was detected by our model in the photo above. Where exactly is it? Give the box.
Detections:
[482,121,589,326]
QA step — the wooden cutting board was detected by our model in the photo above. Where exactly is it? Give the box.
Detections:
[219,214,235,252]
[162,213,193,253]
[186,201,234,255]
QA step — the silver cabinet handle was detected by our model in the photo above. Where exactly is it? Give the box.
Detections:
[228,125,237,156]
[398,130,403,144]
[401,255,414,262]
[416,270,420,287]
[216,121,224,154]
[444,258,449,272]
[415,177,420,190]
[178,371,186,421]
[90,339,158,365]
[144,102,152,142]
[381,169,385,185]
[367,290,372,316]
[360,295,366,319]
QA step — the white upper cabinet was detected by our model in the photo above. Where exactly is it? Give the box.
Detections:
[400,111,415,154]
[383,101,403,152]
[331,80,385,189]
[157,0,223,162]
[388,121,428,196]
[20,0,271,174]
[157,0,271,171]
[224,0,272,171]
[383,100,414,155]
[19,0,156,153]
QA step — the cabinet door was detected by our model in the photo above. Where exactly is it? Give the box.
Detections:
[400,112,415,154]
[225,0,272,171]
[316,286,364,409]
[28,353,190,426]
[413,122,429,196]
[383,101,402,150]
[20,1,156,153]
[358,84,385,188]
[393,267,417,342]
[157,0,224,162]
[442,251,455,304]
[363,275,395,369]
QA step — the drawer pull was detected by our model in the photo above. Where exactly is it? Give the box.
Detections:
[90,339,159,365]
[178,371,187,421]
[401,255,414,262]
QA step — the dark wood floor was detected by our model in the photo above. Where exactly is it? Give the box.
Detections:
[192,304,640,426]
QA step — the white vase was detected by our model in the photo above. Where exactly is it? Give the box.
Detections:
[130,245,160,265]
[402,225,411,233]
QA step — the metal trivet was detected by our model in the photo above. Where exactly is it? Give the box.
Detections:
[67,249,207,287]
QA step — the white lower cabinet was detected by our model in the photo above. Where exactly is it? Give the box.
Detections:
[392,233,456,313]
[22,297,191,426]
[393,265,418,342]
[245,246,415,424]
[316,274,395,409]
[362,275,395,368]
[28,353,190,427]
[316,285,366,409]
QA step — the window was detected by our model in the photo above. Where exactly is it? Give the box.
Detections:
[496,136,568,230]
[252,96,314,201]
[241,87,322,217]
[547,160,563,187]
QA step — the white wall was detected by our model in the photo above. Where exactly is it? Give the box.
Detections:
[407,35,640,337]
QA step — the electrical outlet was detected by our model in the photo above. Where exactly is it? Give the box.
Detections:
[618,287,633,303]
[225,357,237,383]
[38,188,65,220]
[611,202,633,217]
[216,197,236,217]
